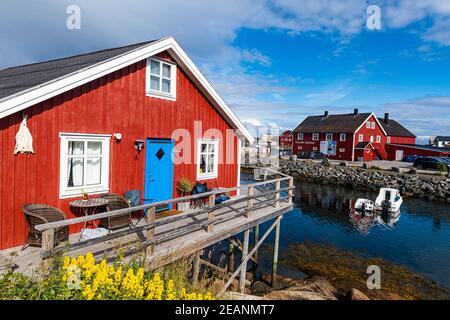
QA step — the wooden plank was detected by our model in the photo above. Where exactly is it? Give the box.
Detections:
[41,229,54,268]
[274,180,281,208]
[239,229,250,293]
[192,251,201,286]
[288,177,294,204]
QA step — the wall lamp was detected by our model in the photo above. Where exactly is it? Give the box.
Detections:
[134,140,145,152]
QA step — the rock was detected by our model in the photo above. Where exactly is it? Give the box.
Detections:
[347,288,370,300]
[321,158,331,167]
[339,162,347,167]
[222,292,266,300]
[391,167,401,173]
[250,281,273,294]
[264,290,331,300]
[288,276,337,300]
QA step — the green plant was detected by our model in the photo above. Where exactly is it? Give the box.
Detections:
[437,162,448,173]
[177,178,194,196]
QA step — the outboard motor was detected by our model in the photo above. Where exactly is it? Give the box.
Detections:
[361,202,366,213]
[381,199,391,212]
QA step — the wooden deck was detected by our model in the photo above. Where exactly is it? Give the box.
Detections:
[0,173,294,276]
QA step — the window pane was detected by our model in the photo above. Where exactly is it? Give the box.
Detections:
[162,64,171,78]
[207,154,215,173]
[162,79,171,93]
[208,143,215,153]
[151,60,160,75]
[87,141,102,155]
[87,157,101,185]
[67,158,84,187]
[150,76,160,91]
[201,143,208,153]
[68,141,84,155]
[199,154,207,173]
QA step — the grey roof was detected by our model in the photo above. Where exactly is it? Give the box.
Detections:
[0,40,156,100]
[355,141,372,149]
[293,113,372,133]
[436,136,450,141]
[377,118,416,138]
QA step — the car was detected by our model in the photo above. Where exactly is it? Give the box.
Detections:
[297,151,311,159]
[310,151,328,159]
[413,157,448,171]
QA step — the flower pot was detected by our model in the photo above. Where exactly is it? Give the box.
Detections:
[177,201,190,212]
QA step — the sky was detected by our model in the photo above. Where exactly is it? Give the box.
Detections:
[1,0,450,142]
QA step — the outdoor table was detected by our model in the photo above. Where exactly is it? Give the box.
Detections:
[69,198,109,240]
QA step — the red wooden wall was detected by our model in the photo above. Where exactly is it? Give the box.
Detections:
[386,144,450,160]
[293,132,355,160]
[0,52,239,249]
[388,136,416,145]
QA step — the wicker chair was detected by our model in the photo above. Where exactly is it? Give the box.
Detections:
[98,193,132,231]
[22,204,69,247]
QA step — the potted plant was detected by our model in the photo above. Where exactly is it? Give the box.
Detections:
[176,178,193,211]
[81,188,89,201]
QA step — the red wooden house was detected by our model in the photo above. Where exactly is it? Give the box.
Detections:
[292,109,416,162]
[0,37,253,250]
[279,130,293,155]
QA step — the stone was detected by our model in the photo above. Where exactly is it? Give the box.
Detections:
[391,167,401,173]
[288,276,337,300]
[264,290,331,300]
[346,288,370,300]
[250,281,273,294]
[222,292,266,300]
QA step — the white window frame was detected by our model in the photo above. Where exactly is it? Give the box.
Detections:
[371,122,375,129]
[366,122,371,129]
[197,139,219,180]
[339,148,345,153]
[59,133,111,199]
[312,147,318,151]
[312,133,319,141]
[146,57,177,101]
[358,134,364,142]
[376,135,381,143]
[387,136,391,143]
[340,133,346,141]
[370,136,374,143]
[326,133,333,141]
[298,133,304,140]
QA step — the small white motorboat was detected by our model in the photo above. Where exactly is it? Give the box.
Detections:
[374,188,403,213]
[355,198,374,212]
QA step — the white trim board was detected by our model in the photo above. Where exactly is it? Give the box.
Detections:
[0,37,254,144]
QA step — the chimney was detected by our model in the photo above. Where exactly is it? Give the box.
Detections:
[324,110,329,117]
[384,113,389,124]
[353,108,359,115]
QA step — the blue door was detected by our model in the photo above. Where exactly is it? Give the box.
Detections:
[144,139,174,211]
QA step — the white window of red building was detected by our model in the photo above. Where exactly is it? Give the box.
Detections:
[358,134,364,142]
[371,122,375,129]
[312,133,319,141]
[366,122,371,129]
[298,133,304,140]
[340,133,346,141]
[326,133,333,141]
[376,135,381,143]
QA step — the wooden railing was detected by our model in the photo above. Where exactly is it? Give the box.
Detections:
[35,173,294,262]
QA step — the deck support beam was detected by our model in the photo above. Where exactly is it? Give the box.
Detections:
[271,215,282,287]
[228,241,235,273]
[239,229,250,293]
[253,225,259,262]
[192,251,201,286]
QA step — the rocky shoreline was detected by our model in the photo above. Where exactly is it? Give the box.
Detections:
[279,159,450,203]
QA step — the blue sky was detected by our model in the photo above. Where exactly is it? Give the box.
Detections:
[1,0,450,140]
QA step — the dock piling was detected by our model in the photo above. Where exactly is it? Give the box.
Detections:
[271,216,282,287]
[239,230,250,293]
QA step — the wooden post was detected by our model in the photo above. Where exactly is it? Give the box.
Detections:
[146,207,156,256]
[239,230,250,293]
[228,240,235,273]
[42,229,55,269]
[246,186,254,218]
[207,194,215,233]
[193,251,201,286]
[288,177,293,204]
[253,225,259,262]
[274,180,281,208]
[271,216,281,287]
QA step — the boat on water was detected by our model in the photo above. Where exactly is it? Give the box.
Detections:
[374,188,403,213]
[355,198,375,212]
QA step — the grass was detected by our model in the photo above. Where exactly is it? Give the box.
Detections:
[281,242,449,300]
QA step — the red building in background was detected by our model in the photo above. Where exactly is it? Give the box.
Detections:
[279,130,293,155]
[292,109,416,161]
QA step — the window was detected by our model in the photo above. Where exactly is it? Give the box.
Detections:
[326,133,333,141]
[339,148,345,153]
[387,136,391,143]
[366,148,371,153]
[376,135,381,143]
[312,133,319,141]
[298,133,304,140]
[358,134,364,142]
[298,146,303,150]
[366,122,371,129]
[340,133,346,141]
[197,139,219,180]
[370,136,374,142]
[146,58,176,100]
[59,133,111,199]
[371,122,375,129]
[313,147,318,151]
